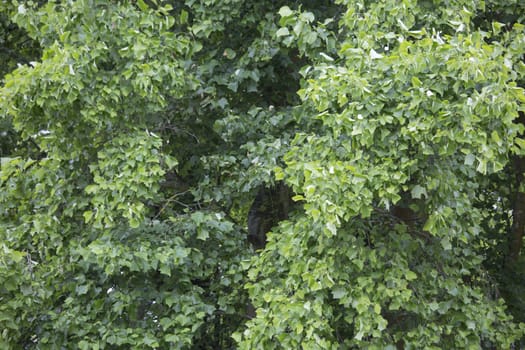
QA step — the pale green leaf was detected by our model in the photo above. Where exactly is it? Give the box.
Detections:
[278,6,293,17]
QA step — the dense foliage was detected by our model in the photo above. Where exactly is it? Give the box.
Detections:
[1,0,524,348]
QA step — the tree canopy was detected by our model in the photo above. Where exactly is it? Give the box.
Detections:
[1,0,524,349]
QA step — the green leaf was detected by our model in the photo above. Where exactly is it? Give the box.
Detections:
[223,48,236,59]
[159,263,172,276]
[491,131,501,145]
[278,6,293,17]
[319,52,334,61]
[83,210,93,223]
[78,341,90,350]
[441,237,452,250]
[405,270,417,281]
[276,27,290,37]
[411,76,422,87]
[332,287,347,299]
[164,155,178,169]
[411,185,427,199]
[165,334,178,342]
[137,0,149,12]
[464,153,475,166]
[180,9,189,24]
[129,217,141,229]
[197,228,209,240]
[326,222,337,236]
[76,285,89,295]
[292,194,305,201]
[429,302,439,311]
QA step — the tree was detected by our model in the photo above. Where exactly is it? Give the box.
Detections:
[0,0,524,349]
